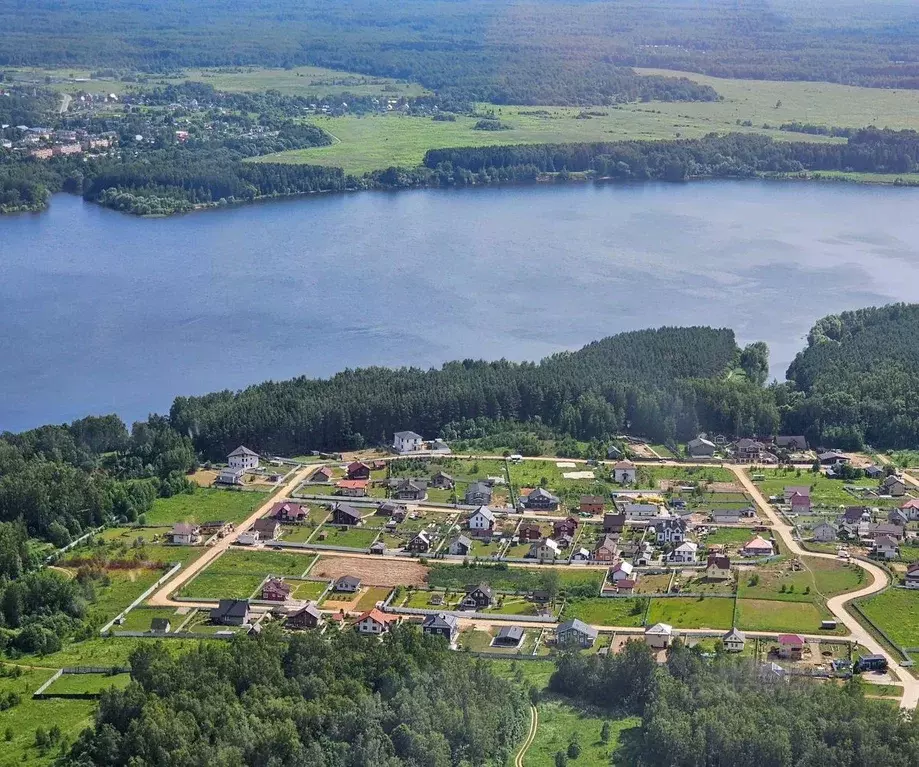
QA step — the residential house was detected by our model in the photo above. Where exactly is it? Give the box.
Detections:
[465,481,493,506]
[556,619,598,648]
[873,534,899,560]
[783,486,811,504]
[467,506,496,533]
[391,478,427,501]
[334,575,362,593]
[337,479,369,497]
[252,518,281,541]
[571,547,592,562]
[150,618,171,633]
[865,465,886,479]
[422,613,459,643]
[775,435,808,451]
[741,535,774,557]
[377,500,406,517]
[217,467,246,486]
[448,535,473,556]
[311,466,333,483]
[237,531,259,545]
[622,503,659,521]
[609,561,635,583]
[529,537,561,561]
[634,540,655,566]
[777,634,805,660]
[871,522,904,541]
[270,501,308,524]
[332,503,363,526]
[553,516,579,538]
[392,431,424,453]
[788,492,811,514]
[670,541,699,564]
[493,625,524,647]
[706,554,732,580]
[889,508,909,527]
[431,471,455,490]
[654,517,687,544]
[356,608,395,635]
[902,498,919,521]
[210,599,252,626]
[593,535,619,562]
[171,522,201,545]
[346,461,371,480]
[603,513,626,535]
[840,506,871,526]
[286,602,323,629]
[580,495,606,514]
[607,445,623,459]
[407,531,431,553]
[882,475,907,497]
[261,578,292,602]
[711,509,741,524]
[518,522,542,541]
[722,627,746,653]
[228,446,259,470]
[613,461,637,484]
[735,438,766,460]
[905,563,919,589]
[812,522,838,543]
[521,488,560,511]
[645,622,674,649]
[369,541,387,555]
[818,451,849,466]
[462,583,494,609]
[687,437,716,458]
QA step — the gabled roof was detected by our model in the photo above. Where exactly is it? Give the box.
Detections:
[423,613,459,631]
[557,619,599,640]
[452,534,473,550]
[211,599,250,620]
[743,535,773,550]
[688,437,715,449]
[336,575,362,588]
[253,517,280,533]
[723,627,746,642]
[875,534,898,547]
[229,446,258,457]
[291,602,322,620]
[842,506,870,522]
[646,622,673,635]
[469,506,496,522]
[357,608,392,625]
[778,633,804,645]
[787,491,810,503]
[707,554,731,570]
[613,460,636,469]
[270,501,307,518]
[150,617,171,631]
[337,479,369,489]
[883,474,905,487]
[411,531,431,544]
[466,582,493,598]
[466,481,492,494]
[528,487,558,501]
[906,563,919,576]
[334,503,362,520]
[496,625,524,640]
[595,534,618,551]
[674,541,698,552]
[581,495,606,504]
[172,522,198,535]
[394,430,423,440]
[610,561,634,576]
[263,577,292,595]
[901,499,919,510]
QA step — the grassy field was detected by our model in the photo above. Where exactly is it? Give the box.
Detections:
[354,586,392,611]
[427,563,603,593]
[146,488,268,525]
[736,598,830,634]
[314,524,380,549]
[645,597,734,630]
[753,469,858,507]
[178,548,311,599]
[858,588,919,648]
[0,666,97,767]
[43,672,131,695]
[737,559,864,603]
[704,527,756,546]
[526,699,640,767]
[290,580,329,600]
[561,598,646,627]
[87,568,163,624]
[117,606,184,632]
[17,637,203,669]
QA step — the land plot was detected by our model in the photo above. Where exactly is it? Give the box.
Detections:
[527,700,640,767]
[737,558,864,602]
[737,598,832,634]
[178,549,310,599]
[310,554,429,587]
[427,563,603,594]
[118,606,183,632]
[289,580,329,600]
[858,588,919,648]
[312,524,380,549]
[645,597,734,630]
[44,672,131,695]
[561,598,646,627]
[146,488,269,526]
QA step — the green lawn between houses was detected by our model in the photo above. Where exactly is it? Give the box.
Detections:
[645,597,735,630]
[736,598,831,634]
[561,598,646,627]
[146,488,269,526]
[858,588,919,648]
[177,549,313,600]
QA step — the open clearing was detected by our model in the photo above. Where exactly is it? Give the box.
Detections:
[178,548,311,599]
[858,588,919,648]
[561,598,645,627]
[645,597,735,630]
[527,699,640,767]
[310,554,430,587]
[737,598,830,634]
[146,488,269,525]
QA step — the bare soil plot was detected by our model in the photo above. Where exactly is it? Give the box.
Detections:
[310,555,429,587]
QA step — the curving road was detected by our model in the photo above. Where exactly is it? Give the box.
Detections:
[730,464,919,708]
[515,705,538,767]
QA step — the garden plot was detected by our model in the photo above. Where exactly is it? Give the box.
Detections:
[310,554,430,587]
[737,599,832,634]
[312,523,381,549]
[561,597,646,627]
[456,625,541,654]
[146,487,269,525]
[645,597,735,630]
[177,549,312,599]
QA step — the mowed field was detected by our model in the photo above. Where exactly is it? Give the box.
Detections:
[251,69,919,174]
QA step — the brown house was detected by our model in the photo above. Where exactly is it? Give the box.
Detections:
[347,461,371,480]
[592,534,619,562]
[270,501,308,524]
[518,522,542,541]
[252,518,282,540]
[262,577,292,601]
[553,516,579,538]
[286,602,323,630]
[332,503,363,526]
[603,513,626,535]
[580,495,605,514]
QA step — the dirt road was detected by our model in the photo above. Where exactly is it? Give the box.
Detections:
[515,705,538,767]
[730,464,919,708]
[147,465,314,607]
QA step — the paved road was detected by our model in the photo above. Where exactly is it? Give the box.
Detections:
[730,464,919,708]
[147,465,314,607]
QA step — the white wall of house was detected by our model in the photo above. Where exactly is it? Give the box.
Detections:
[229,452,259,470]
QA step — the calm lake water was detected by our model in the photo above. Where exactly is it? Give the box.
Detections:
[4,180,919,432]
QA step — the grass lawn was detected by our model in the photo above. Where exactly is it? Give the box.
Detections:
[401,589,462,609]
[178,548,311,599]
[753,469,856,508]
[427,563,603,594]
[484,596,540,616]
[118,606,183,632]
[645,597,735,630]
[738,559,864,602]
[562,598,646,627]
[354,586,392,611]
[290,580,329,600]
[0,666,96,767]
[44,672,131,695]
[146,488,269,525]
[314,524,381,549]
[737,598,830,634]
[634,573,672,595]
[639,465,736,488]
[527,699,640,767]
[858,588,919,647]
[17,637,203,669]
[704,527,756,546]
[489,658,556,691]
[88,568,163,624]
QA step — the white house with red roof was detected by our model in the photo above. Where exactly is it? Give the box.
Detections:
[356,608,396,635]
[777,634,805,660]
[741,535,774,557]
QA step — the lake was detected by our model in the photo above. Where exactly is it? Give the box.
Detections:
[4,180,919,432]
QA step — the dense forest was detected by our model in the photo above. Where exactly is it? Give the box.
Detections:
[60,628,527,766]
[551,640,919,766]
[4,0,919,95]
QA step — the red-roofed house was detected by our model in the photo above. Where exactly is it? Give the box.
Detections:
[356,608,396,635]
[741,535,774,557]
[777,634,805,660]
[261,578,292,601]
[337,479,368,497]
[788,492,811,514]
[270,501,308,524]
[901,498,919,521]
